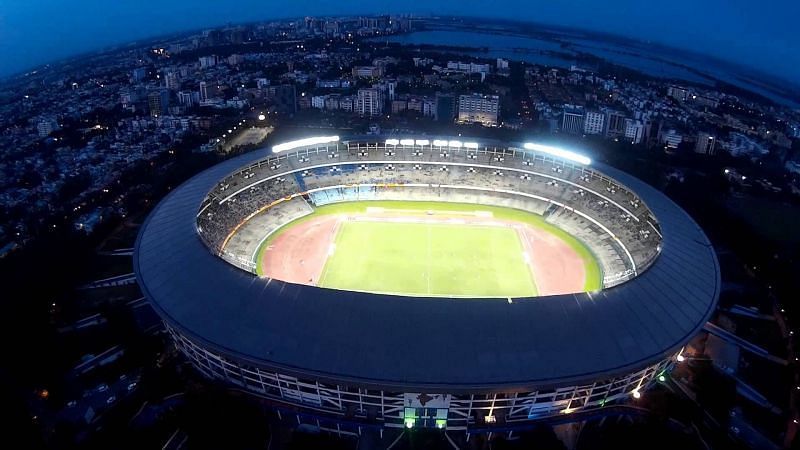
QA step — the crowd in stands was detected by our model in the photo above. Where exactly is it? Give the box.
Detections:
[196,141,662,285]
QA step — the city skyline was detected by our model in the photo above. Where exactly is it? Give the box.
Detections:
[1,0,799,85]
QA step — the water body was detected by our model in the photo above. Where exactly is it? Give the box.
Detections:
[369,30,799,107]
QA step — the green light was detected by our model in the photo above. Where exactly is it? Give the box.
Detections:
[658,375,666,382]
[436,419,447,429]
[405,418,415,429]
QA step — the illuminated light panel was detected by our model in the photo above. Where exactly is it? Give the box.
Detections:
[399,139,415,146]
[448,140,463,148]
[432,139,448,146]
[385,139,399,146]
[415,139,430,146]
[272,136,339,153]
[523,142,591,165]
[464,142,480,149]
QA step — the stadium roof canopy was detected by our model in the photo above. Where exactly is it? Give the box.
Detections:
[134,142,719,393]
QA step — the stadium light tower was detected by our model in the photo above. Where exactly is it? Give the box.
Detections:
[272,136,340,153]
[523,143,591,165]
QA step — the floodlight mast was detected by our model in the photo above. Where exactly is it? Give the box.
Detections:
[523,142,591,165]
[272,136,340,153]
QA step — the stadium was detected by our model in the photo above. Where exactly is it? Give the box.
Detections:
[134,136,720,435]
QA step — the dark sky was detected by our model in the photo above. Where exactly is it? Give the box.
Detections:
[1,0,798,82]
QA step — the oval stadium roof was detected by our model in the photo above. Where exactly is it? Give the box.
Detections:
[134,143,720,393]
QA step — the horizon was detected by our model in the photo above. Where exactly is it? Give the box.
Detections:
[1,1,799,87]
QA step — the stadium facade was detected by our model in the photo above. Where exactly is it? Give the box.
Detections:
[134,136,719,435]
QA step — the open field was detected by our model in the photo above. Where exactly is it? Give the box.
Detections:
[256,200,602,297]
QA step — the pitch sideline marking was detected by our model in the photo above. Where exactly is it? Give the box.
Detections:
[316,217,344,287]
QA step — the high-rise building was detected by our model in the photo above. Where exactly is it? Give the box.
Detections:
[227,54,245,66]
[667,86,690,102]
[435,93,456,122]
[148,90,170,117]
[457,94,499,126]
[37,119,59,138]
[311,95,327,109]
[624,119,645,144]
[339,96,354,112]
[357,88,383,116]
[561,109,584,135]
[604,109,627,138]
[199,82,209,102]
[131,67,147,82]
[198,55,217,69]
[178,91,195,107]
[695,132,717,155]
[324,20,340,36]
[164,71,180,90]
[583,111,605,135]
[660,128,683,150]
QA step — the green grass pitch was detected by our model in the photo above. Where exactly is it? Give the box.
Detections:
[318,221,538,297]
[256,200,603,296]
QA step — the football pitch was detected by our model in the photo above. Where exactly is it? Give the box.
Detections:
[256,200,603,297]
[318,221,538,297]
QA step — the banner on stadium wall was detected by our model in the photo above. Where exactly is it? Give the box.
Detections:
[404,393,451,409]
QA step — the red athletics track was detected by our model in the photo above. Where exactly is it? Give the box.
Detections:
[260,215,338,286]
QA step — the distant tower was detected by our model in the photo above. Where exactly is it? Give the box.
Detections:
[164,71,180,90]
[357,88,383,117]
[148,90,169,117]
[199,82,209,102]
[561,109,585,135]
[435,93,456,122]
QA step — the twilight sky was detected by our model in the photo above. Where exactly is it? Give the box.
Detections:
[0,0,797,83]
